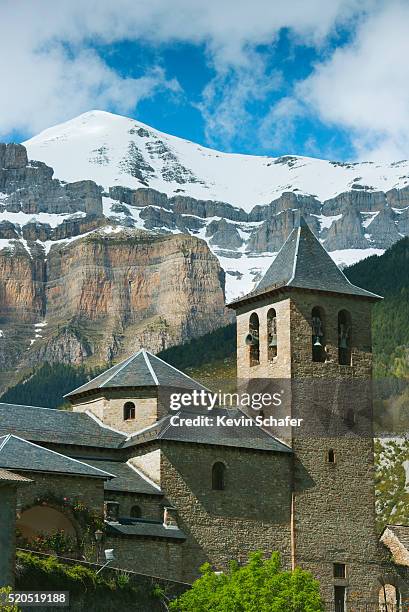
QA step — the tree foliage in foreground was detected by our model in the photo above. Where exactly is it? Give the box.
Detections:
[170,552,324,612]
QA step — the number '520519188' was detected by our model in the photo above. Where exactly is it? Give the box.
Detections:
[1,591,69,607]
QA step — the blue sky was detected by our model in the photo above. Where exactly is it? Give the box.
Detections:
[1,1,409,162]
[96,31,352,158]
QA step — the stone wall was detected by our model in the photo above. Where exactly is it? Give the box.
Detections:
[71,388,159,433]
[287,292,383,601]
[16,473,105,517]
[105,491,163,522]
[0,485,17,587]
[236,293,292,380]
[159,441,293,583]
[104,535,185,582]
[234,289,390,604]
[129,449,161,486]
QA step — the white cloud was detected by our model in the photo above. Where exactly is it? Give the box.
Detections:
[198,53,282,149]
[0,0,371,142]
[258,97,305,152]
[298,1,409,161]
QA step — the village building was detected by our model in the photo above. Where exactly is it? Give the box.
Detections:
[0,217,407,609]
[0,468,31,587]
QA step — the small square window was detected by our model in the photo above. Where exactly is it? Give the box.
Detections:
[333,563,346,579]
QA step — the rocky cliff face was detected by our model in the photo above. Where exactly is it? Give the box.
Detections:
[0,225,228,392]
[3,131,409,301]
[2,122,409,388]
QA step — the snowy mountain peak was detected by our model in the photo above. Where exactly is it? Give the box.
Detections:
[24,110,409,212]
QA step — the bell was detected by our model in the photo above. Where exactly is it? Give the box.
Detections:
[314,336,322,347]
[269,334,277,348]
[245,333,259,347]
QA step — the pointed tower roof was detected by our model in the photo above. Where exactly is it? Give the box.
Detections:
[65,349,207,400]
[228,217,381,308]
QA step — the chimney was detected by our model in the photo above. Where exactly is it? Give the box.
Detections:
[163,506,178,529]
[104,501,120,523]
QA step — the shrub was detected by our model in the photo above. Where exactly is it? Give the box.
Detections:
[170,552,324,612]
[0,586,19,611]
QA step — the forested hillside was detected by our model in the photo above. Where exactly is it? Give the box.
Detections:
[345,236,409,377]
[0,325,236,408]
[2,237,409,409]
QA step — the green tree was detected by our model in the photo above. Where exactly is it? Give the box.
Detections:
[170,552,324,612]
[0,587,19,611]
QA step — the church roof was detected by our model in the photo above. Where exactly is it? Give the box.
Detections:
[382,524,409,551]
[106,519,186,541]
[0,400,290,454]
[0,467,32,485]
[229,217,382,307]
[123,408,293,453]
[65,349,207,399]
[0,434,115,479]
[84,459,162,495]
[0,402,126,448]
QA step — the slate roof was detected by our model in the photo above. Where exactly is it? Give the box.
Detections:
[0,467,31,484]
[106,520,186,540]
[228,217,382,307]
[0,403,126,449]
[124,408,292,453]
[0,400,289,455]
[84,459,162,495]
[65,349,207,399]
[0,434,115,479]
[384,525,409,550]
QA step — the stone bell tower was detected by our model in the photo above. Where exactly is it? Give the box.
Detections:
[229,217,386,607]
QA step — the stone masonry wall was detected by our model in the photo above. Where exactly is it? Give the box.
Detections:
[71,389,159,434]
[16,472,105,525]
[104,491,163,522]
[159,442,293,583]
[288,292,384,602]
[236,293,292,380]
[0,485,17,587]
[235,289,390,605]
[104,535,184,582]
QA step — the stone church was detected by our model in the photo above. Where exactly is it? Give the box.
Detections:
[0,218,407,609]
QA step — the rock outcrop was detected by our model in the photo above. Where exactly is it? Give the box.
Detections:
[0,144,103,216]
[2,139,409,392]
[206,219,243,249]
[324,209,369,250]
[0,228,229,392]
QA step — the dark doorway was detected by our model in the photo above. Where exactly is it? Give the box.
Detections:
[334,586,346,612]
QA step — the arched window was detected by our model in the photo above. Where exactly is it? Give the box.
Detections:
[267,308,277,361]
[338,310,352,365]
[311,306,326,362]
[130,505,142,519]
[247,313,260,367]
[328,449,335,463]
[379,584,401,611]
[212,462,226,490]
[123,401,136,420]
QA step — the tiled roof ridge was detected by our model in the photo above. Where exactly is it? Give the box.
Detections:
[0,434,116,478]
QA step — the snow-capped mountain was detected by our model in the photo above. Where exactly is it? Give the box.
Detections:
[1,109,407,301]
[24,110,409,210]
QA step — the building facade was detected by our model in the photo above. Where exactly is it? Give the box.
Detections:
[0,468,31,587]
[0,217,407,608]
